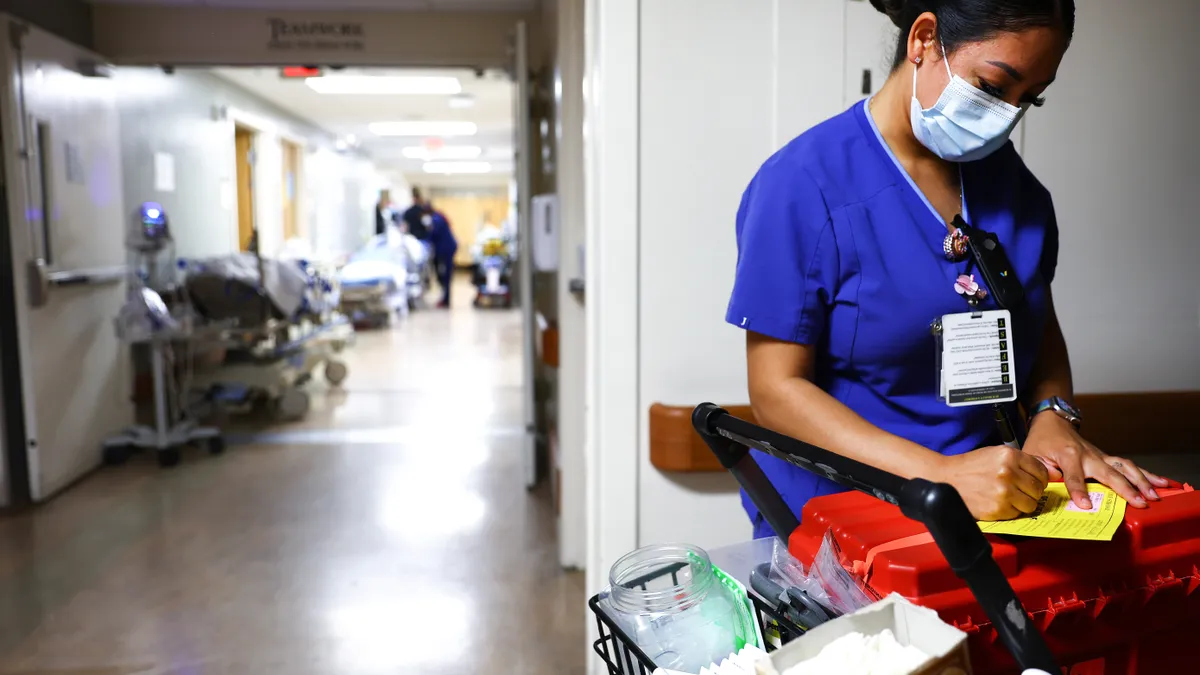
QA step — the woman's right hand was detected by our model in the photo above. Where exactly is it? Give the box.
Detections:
[935,446,1051,521]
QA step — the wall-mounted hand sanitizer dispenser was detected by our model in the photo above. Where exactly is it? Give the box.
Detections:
[532,193,560,272]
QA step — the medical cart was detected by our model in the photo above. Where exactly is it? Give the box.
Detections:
[589,403,1200,674]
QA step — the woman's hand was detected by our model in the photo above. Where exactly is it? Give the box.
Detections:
[934,445,1051,521]
[1023,413,1171,510]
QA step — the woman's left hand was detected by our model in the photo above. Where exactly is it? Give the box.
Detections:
[1023,413,1172,510]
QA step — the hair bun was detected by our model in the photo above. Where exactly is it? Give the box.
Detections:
[869,0,910,27]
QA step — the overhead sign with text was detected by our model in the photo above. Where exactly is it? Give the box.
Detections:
[266,18,366,53]
[93,6,540,68]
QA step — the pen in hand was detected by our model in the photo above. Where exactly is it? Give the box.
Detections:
[994,404,1022,451]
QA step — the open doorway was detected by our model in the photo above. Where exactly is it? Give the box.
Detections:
[0,12,582,675]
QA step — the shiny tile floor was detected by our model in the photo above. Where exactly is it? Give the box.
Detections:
[0,278,585,674]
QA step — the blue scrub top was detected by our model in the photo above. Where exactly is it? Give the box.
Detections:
[429,211,459,258]
[727,100,1059,538]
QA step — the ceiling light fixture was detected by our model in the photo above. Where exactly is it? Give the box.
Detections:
[305,75,462,96]
[403,145,482,160]
[370,121,478,137]
[423,161,492,175]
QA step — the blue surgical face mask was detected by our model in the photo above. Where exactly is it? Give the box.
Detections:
[910,43,1028,162]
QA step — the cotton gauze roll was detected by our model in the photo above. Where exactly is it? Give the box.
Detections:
[780,629,930,675]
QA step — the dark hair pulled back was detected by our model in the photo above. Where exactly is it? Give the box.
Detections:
[870,0,1076,70]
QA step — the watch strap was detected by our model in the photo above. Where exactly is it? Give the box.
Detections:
[1029,397,1082,428]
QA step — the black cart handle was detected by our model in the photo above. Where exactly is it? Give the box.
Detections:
[692,403,1059,673]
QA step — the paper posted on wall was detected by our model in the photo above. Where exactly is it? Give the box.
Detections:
[978,482,1127,541]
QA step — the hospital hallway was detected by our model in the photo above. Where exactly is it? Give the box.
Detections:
[0,276,586,675]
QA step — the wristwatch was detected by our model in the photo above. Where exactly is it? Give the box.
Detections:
[1029,396,1083,429]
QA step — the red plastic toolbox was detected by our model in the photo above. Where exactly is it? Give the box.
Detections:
[789,486,1200,674]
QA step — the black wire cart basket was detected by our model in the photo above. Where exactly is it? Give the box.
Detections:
[587,403,1061,675]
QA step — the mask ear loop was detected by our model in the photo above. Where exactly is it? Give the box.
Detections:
[914,41,956,102]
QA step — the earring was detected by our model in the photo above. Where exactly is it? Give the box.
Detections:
[915,56,923,64]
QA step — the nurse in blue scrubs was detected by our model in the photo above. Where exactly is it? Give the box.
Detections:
[728,0,1171,538]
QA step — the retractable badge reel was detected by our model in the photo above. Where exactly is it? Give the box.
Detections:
[933,216,1027,408]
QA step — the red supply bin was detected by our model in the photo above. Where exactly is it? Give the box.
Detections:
[691,403,1200,675]
[790,487,1200,674]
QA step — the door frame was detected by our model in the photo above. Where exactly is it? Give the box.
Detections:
[513,20,538,490]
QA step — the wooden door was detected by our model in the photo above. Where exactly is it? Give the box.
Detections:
[430,191,511,266]
[234,126,256,252]
[281,140,301,242]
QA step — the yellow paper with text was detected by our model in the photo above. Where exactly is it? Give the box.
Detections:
[978,482,1127,541]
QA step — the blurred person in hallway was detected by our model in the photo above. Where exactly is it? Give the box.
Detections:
[375,190,393,236]
[402,186,432,242]
[429,206,458,308]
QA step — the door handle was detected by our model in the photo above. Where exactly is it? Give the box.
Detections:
[28,259,127,308]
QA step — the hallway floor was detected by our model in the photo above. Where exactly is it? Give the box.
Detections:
[0,281,585,674]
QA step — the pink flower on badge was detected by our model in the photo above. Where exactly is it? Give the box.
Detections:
[955,274,980,296]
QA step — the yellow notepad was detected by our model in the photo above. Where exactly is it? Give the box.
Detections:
[977,482,1127,541]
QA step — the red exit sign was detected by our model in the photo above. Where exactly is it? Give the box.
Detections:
[281,66,321,78]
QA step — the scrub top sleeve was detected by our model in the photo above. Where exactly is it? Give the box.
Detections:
[726,167,837,345]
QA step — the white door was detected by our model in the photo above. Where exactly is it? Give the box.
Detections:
[512,21,538,490]
[0,18,129,503]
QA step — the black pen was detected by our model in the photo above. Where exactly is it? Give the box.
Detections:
[994,404,1022,450]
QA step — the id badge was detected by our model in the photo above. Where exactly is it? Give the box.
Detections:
[937,309,1017,407]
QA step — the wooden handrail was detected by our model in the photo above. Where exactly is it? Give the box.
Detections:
[649,392,1200,473]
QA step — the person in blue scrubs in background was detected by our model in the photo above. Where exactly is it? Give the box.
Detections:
[429,208,458,308]
[727,0,1171,539]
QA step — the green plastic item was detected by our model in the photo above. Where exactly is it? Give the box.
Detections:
[712,561,764,651]
[686,549,762,652]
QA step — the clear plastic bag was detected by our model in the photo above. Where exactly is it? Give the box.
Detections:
[769,537,807,589]
[807,530,878,616]
[768,538,835,613]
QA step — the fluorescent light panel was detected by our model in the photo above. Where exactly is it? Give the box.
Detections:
[306,75,461,96]
[402,146,482,160]
[370,121,478,137]
[423,161,492,175]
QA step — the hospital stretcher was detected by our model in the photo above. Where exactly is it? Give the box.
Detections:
[182,256,352,422]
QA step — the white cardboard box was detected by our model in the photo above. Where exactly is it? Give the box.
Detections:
[767,594,972,675]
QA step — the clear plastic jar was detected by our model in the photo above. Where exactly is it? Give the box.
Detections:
[606,544,739,672]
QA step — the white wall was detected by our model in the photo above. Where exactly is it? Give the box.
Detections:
[115,67,395,262]
[306,147,396,260]
[1021,0,1200,392]
[631,0,860,555]
[586,0,1200,603]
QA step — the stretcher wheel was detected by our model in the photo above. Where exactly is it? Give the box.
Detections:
[158,448,181,468]
[207,437,226,455]
[103,444,131,466]
[324,360,349,387]
[275,388,311,422]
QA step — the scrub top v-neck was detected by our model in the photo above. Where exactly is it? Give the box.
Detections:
[726,99,1059,538]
